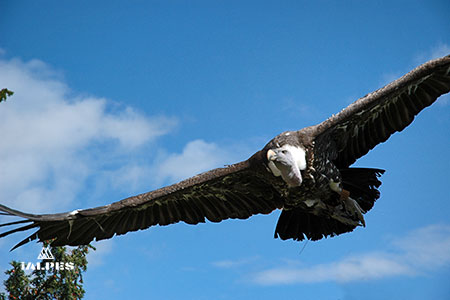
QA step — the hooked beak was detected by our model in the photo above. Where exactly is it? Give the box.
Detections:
[266,149,281,177]
[267,149,277,161]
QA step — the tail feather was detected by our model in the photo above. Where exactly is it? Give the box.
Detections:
[275,208,355,241]
[274,167,384,242]
[340,168,384,212]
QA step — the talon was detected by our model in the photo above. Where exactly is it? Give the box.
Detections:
[343,197,366,227]
[306,172,315,183]
[340,189,350,201]
[304,166,316,183]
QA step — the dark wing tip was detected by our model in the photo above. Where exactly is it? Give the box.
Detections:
[0,204,41,250]
[11,233,39,251]
[313,55,450,167]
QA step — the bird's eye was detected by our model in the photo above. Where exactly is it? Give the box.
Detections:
[281,150,287,154]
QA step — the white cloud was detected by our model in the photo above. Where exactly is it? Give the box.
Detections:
[86,239,114,267]
[281,98,324,122]
[413,42,450,65]
[107,163,154,192]
[105,139,241,194]
[437,93,450,106]
[429,43,450,60]
[251,253,414,285]
[248,224,450,285]
[379,43,449,89]
[380,44,450,106]
[393,224,450,270]
[154,139,235,184]
[379,72,402,88]
[212,256,260,269]
[419,43,450,107]
[0,56,175,213]
[0,54,240,221]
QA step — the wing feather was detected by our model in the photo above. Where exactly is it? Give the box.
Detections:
[0,158,283,249]
[311,55,450,167]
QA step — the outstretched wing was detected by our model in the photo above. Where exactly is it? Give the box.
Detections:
[0,157,283,250]
[311,55,450,168]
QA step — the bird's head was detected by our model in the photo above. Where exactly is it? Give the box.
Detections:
[265,132,307,187]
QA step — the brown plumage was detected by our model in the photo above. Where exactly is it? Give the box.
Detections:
[1,55,449,250]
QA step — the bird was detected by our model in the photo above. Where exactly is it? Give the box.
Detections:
[1,55,449,251]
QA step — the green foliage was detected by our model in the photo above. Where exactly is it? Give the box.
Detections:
[0,89,14,103]
[0,242,95,300]
[1,88,94,298]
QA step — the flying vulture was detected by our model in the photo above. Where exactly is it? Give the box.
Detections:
[1,55,449,250]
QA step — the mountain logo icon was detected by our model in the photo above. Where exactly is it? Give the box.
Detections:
[37,246,54,260]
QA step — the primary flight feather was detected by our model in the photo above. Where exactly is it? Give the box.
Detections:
[1,55,449,250]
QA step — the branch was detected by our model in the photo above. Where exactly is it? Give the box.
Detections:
[0,89,14,103]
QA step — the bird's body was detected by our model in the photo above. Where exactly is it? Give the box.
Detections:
[1,55,449,250]
[257,128,383,240]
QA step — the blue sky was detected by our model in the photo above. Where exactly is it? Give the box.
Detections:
[0,1,449,299]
